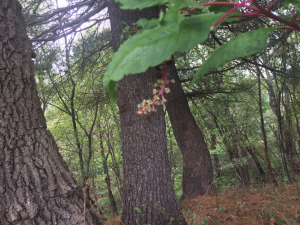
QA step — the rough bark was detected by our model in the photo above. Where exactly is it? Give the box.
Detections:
[0,1,102,224]
[107,2,186,224]
[165,62,214,199]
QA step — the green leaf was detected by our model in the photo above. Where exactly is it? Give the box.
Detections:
[135,18,159,30]
[103,12,224,89]
[180,0,205,9]
[284,0,300,10]
[107,81,117,111]
[191,27,280,85]
[174,13,224,52]
[134,207,142,213]
[116,0,169,10]
[209,0,233,13]
[160,0,183,27]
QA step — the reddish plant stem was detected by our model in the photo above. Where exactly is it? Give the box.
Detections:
[252,0,300,30]
[137,61,171,114]
[203,1,259,11]
[268,0,279,10]
[291,8,295,17]
[211,0,252,29]
[157,61,168,100]
[202,0,299,30]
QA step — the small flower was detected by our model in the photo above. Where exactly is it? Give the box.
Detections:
[157,79,164,84]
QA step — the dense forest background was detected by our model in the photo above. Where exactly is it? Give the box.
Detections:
[9,0,300,223]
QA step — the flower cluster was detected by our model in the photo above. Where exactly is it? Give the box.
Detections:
[137,61,175,115]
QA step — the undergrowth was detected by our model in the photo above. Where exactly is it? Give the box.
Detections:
[105,182,300,225]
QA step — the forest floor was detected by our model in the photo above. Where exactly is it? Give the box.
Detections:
[105,182,300,225]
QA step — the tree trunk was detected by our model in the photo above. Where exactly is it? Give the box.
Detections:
[107,2,186,224]
[210,134,221,178]
[256,65,277,185]
[263,62,292,182]
[165,62,214,199]
[99,133,118,216]
[0,1,102,224]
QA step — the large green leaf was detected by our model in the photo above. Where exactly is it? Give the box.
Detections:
[103,12,224,89]
[115,0,169,10]
[190,27,280,85]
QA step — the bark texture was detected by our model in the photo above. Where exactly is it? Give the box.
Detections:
[165,63,214,199]
[107,2,186,224]
[0,1,102,224]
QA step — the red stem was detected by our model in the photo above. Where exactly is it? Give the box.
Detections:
[268,0,279,10]
[211,0,252,29]
[157,61,168,99]
[252,0,299,30]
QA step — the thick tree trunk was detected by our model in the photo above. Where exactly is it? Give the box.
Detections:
[165,62,214,199]
[107,2,186,224]
[0,1,102,224]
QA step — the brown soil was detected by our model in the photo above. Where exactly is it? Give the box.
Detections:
[105,182,300,225]
[181,182,300,225]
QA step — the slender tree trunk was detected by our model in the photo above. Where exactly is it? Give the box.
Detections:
[99,133,118,216]
[263,62,292,182]
[165,62,214,199]
[245,145,266,183]
[0,1,102,224]
[256,65,277,185]
[107,2,186,224]
[210,134,221,178]
[282,86,299,175]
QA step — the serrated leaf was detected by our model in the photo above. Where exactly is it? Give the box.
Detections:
[116,0,169,10]
[190,27,280,85]
[103,13,224,89]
